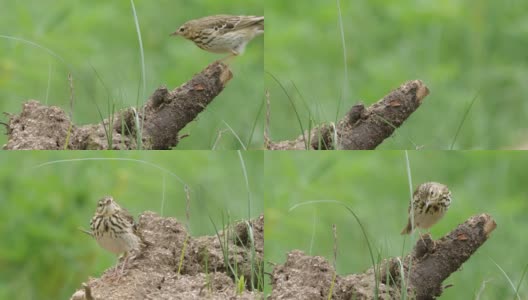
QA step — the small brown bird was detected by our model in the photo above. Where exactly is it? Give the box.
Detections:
[90,196,141,278]
[401,182,452,235]
[171,15,264,57]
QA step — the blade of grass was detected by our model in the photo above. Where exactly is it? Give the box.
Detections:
[32,158,186,185]
[327,272,337,300]
[327,224,338,299]
[335,0,348,122]
[0,35,70,67]
[184,184,191,230]
[449,90,481,150]
[223,120,247,150]
[396,257,408,299]
[475,278,493,300]
[403,150,414,300]
[373,113,420,149]
[490,257,521,300]
[245,96,265,148]
[514,263,528,300]
[245,220,257,290]
[265,71,308,149]
[1,34,115,136]
[289,200,379,299]
[309,208,317,255]
[177,234,189,274]
[237,150,251,219]
[45,60,52,105]
[290,81,314,147]
[130,0,146,102]
[160,174,166,217]
[332,224,338,270]
[130,0,146,149]
[89,64,114,147]
[63,73,75,149]
[132,107,142,148]
[404,151,414,233]
[212,129,228,150]
[209,214,238,278]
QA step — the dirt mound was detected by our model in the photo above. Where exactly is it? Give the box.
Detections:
[70,212,263,300]
[270,214,496,300]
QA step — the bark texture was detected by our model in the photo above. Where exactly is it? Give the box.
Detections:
[3,62,232,150]
[266,80,429,150]
[271,214,496,300]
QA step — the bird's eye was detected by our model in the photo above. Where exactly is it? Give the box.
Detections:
[214,26,219,30]
[179,27,185,32]
[430,190,434,196]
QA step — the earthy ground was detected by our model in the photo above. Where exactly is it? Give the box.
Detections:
[70,213,264,300]
[270,214,496,300]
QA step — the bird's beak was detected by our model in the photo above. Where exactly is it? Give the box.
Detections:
[170,31,179,37]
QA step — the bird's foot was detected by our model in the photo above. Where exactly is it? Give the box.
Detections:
[217,53,236,64]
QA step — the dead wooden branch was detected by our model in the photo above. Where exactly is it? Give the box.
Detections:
[271,214,496,300]
[267,80,429,150]
[3,61,232,150]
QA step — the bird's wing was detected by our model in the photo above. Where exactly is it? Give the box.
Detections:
[407,188,420,213]
[205,15,263,32]
[119,208,136,227]
[232,16,264,30]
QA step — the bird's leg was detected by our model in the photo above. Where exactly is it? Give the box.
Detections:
[217,49,240,64]
[117,252,129,282]
[427,232,437,249]
[417,230,436,251]
[107,252,130,282]
[412,230,435,260]
[104,254,122,281]
[117,250,141,282]
[218,53,236,64]
[416,229,431,247]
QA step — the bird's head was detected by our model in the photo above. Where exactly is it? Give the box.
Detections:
[96,196,120,215]
[171,23,192,39]
[422,182,452,208]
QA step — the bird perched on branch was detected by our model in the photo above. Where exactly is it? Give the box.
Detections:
[401,182,452,234]
[171,15,264,58]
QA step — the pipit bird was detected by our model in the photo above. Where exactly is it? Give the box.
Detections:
[170,15,264,57]
[401,182,452,235]
[90,196,141,278]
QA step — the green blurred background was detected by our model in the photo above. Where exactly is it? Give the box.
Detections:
[265,0,528,149]
[265,151,528,299]
[0,151,263,299]
[0,0,263,149]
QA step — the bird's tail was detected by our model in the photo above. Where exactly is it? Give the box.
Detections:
[78,227,94,237]
[247,16,264,32]
[401,220,413,235]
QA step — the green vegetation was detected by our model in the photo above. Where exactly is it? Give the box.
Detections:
[0,151,263,299]
[0,0,263,149]
[265,1,528,149]
[264,151,528,299]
